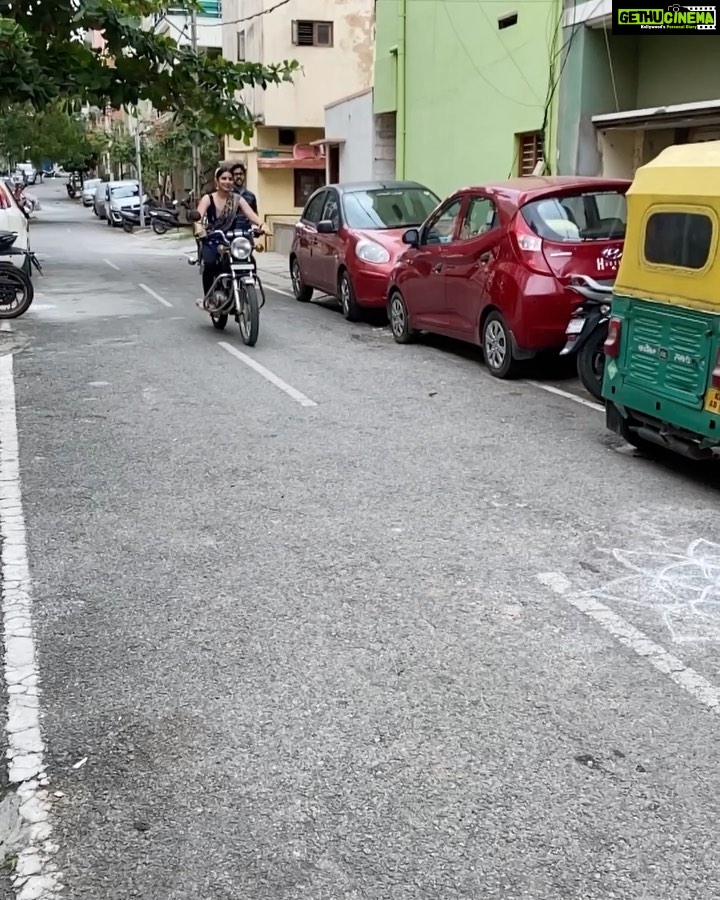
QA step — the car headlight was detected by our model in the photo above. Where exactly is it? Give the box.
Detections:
[356,239,390,264]
[230,236,252,260]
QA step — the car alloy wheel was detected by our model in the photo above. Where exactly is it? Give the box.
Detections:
[291,258,312,302]
[484,319,507,371]
[389,291,414,343]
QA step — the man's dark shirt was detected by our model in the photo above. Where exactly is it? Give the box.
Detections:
[233,185,258,230]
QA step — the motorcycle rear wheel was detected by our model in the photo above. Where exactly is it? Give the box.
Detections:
[0,266,33,319]
[122,221,134,233]
[577,329,607,403]
[238,282,259,346]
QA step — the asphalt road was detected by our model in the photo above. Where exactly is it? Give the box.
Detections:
[2,180,720,899]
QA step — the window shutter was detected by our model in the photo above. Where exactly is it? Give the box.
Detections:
[519,132,543,176]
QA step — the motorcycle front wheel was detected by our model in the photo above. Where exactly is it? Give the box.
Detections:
[152,218,168,235]
[122,221,134,233]
[237,281,259,346]
[577,329,607,403]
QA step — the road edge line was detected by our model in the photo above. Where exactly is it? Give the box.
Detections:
[537,572,720,714]
[0,354,61,898]
[138,283,173,308]
[525,380,604,413]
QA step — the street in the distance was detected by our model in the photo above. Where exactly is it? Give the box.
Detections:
[2,180,720,899]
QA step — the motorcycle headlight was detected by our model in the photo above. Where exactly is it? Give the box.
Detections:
[230,236,252,260]
[356,239,390,264]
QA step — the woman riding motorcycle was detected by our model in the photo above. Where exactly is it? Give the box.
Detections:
[194,165,269,310]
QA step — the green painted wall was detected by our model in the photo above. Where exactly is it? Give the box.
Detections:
[373,0,561,197]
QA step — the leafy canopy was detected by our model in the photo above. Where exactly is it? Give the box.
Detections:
[0,0,299,139]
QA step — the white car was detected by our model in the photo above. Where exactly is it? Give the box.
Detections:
[0,180,31,275]
[105,181,143,227]
[81,178,102,207]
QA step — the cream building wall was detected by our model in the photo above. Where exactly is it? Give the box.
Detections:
[222,0,374,247]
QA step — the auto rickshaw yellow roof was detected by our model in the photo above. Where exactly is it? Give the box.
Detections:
[629,140,720,198]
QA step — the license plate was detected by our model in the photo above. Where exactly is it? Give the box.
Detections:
[565,318,584,335]
[705,388,720,414]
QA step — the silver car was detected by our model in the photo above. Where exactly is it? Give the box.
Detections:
[93,182,111,219]
[105,181,145,228]
[81,178,102,207]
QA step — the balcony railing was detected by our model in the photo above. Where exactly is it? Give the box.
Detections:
[167,0,221,17]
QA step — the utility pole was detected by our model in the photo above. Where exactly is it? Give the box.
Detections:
[190,9,201,201]
[134,122,146,229]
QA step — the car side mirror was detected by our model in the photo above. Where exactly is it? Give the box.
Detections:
[187,210,201,223]
[317,220,337,234]
[402,228,420,247]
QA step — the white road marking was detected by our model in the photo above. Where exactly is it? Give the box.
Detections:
[138,283,173,308]
[265,285,294,298]
[538,571,720,714]
[103,258,120,271]
[525,380,604,413]
[0,354,60,897]
[0,321,12,332]
[218,342,317,407]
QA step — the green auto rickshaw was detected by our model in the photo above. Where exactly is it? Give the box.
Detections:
[603,141,720,460]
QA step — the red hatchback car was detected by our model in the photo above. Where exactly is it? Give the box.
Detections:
[386,176,631,377]
[290,181,440,321]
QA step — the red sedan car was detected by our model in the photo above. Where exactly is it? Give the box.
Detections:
[290,181,440,321]
[386,176,630,377]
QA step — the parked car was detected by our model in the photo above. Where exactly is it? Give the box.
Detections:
[386,176,630,378]
[93,181,111,218]
[81,178,102,207]
[105,181,145,227]
[289,180,441,321]
[0,180,33,278]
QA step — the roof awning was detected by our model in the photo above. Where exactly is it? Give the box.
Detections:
[593,99,720,131]
[309,138,346,147]
[257,157,326,170]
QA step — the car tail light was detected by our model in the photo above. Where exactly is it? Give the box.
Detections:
[510,214,552,275]
[712,349,720,388]
[604,317,622,358]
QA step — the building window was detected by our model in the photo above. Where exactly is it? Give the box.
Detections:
[517,131,543,176]
[294,170,326,208]
[237,30,245,60]
[644,211,713,270]
[291,20,333,47]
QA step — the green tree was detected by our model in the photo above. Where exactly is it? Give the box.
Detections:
[0,0,298,140]
[0,103,109,172]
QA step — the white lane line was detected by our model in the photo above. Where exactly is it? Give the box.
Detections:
[0,354,61,897]
[526,380,604,413]
[264,285,294,298]
[103,258,120,271]
[0,321,12,332]
[138,283,173,308]
[218,342,317,407]
[538,572,720,714]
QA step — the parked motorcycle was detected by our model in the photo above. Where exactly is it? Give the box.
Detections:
[560,274,614,402]
[150,200,195,235]
[0,230,42,319]
[188,216,265,346]
[118,203,153,233]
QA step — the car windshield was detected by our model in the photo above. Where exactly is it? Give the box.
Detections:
[521,190,627,242]
[111,185,139,199]
[342,188,439,230]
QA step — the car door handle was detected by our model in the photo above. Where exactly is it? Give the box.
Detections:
[479,252,492,264]
[432,262,443,273]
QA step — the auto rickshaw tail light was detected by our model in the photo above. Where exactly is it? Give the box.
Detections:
[712,349,720,388]
[604,317,622,358]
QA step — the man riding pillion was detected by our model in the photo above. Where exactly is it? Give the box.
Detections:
[193,165,269,310]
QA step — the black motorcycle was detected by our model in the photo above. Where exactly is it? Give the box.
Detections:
[119,203,153,233]
[0,230,42,319]
[150,200,194,235]
[188,223,265,346]
[560,274,614,402]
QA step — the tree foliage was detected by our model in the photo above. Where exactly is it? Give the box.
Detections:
[0,103,109,171]
[0,0,299,139]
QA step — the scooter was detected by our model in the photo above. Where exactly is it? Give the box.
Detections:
[560,274,614,403]
[119,203,153,233]
[0,230,43,319]
[150,200,195,234]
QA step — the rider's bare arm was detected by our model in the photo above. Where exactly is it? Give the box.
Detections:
[194,194,211,235]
